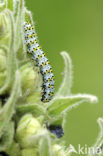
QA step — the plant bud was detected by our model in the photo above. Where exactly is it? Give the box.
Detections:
[20,63,41,95]
[16,114,42,148]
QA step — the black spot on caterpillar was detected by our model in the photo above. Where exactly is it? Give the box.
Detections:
[24,22,55,102]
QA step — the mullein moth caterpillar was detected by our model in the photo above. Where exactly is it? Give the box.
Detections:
[24,22,55,102]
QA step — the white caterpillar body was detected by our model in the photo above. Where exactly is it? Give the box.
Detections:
[24,22,54,102]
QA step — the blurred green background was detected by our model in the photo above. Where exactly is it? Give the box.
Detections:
[25,0,103,155]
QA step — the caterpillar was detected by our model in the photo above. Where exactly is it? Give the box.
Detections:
[24,22,55,102]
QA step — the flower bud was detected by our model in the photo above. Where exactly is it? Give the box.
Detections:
[20,63,42,97]
[52,144,66,156]
[16,114,42,148]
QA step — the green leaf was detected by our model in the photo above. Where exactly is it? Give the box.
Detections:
[0,12,9,45]
[21,148,38,156]
[16,104,45,118]
[23,8,34,57]
[24,9,34,25]
[15,0,24,50]
[39,135,53,156]
[88,118,103,156]
[0,10,17,94]
[0,71,6,88]
[55,51,73,97]
[7,141,21,156]
[6,0,13,11]
[0,122,14,151]
[13,0,20,19]
[47,94,98,118]
[0,71,20,137]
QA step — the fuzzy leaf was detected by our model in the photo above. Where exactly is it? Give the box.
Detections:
[0,12,9,45]
[13,0,20,19]
[39,135,53,156]
[6,0,13,11]
[0,10,17,94]
[88,118,103,156]
[16,103,45,117]
[55,51,73,97]
[21,148,38,156]
[0,71,6,88]
[0,122,14,151]
[24,8,34,25]
[7,142,21,156]
[15,0,24,50]
[47,94,98,118]
[23,8,34,56]
[0,71,20,137]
